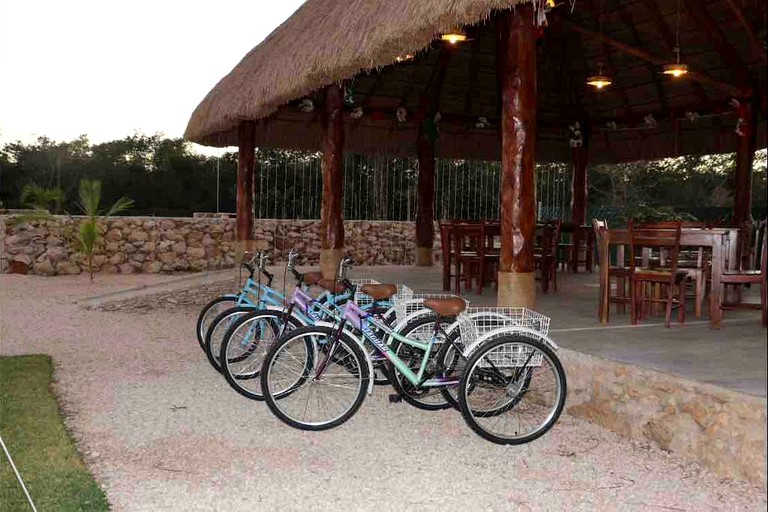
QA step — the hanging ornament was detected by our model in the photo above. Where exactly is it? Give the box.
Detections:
[396,107,408,123]
[605,121,618,131]
[299,98,314,113]
[568,122,583,147]
[684,111,700,122]
[343,84,355,106]
[475,116,491,129]
[644,114,658,128]
[433,112,442,124]
[730,99,752,138]
[533,0,550,27]
[350,106,364,119]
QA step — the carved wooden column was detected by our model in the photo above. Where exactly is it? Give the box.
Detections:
[570,136,588,272]
[415,128,436,265]
[732,98,757,226]
[236,120,256,257]
[320,84,345,278]
[497,5,538,308]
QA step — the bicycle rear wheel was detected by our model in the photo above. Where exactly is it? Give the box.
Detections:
[196,295,237,352]
[220,310,302,401]
[458,336,566,445]
[204,306,255,372]
[261,326,369,431]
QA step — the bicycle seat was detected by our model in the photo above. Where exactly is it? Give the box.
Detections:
[360,284,397,301]
[422,297,466,317]
[303,271,323,286]
[316,278,348,294]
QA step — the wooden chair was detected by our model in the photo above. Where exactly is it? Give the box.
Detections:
[439,222,454,291]
[453,223,483,295]
[478,221,500,294]
[720,219,767,327]
[592,219,631,323]
[629,220,687,327]
[535,220,561,293]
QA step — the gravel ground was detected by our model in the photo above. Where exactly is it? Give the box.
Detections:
[1,272,766,511]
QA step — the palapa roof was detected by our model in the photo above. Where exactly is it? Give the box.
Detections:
[185,0,767,163]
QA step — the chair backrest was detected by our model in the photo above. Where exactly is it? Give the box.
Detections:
[453,223,483,256]
[759,219,767,276]
[628,219,682,276]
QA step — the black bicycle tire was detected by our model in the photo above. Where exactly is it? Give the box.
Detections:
[458,336,567,445]
[261,325,369,431]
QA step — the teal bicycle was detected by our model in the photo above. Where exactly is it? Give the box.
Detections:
[260,286,567,445]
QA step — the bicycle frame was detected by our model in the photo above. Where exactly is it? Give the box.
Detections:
[316,301,462,388]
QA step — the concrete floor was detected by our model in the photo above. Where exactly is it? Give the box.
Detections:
[345,265,768,397]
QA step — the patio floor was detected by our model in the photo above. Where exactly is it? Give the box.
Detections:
[344,266,768,397]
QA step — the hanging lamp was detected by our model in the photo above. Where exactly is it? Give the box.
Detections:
[587,1,612,90]
[441,29,468,44]
[663,0,689,77]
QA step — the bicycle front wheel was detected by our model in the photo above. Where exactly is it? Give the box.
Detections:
[458,336,566,445]
[204,306,255,372]
[220,310,302,401]
[261,326,370,431]
[196,295,238,352]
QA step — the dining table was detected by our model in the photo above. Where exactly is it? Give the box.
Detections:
[606,227,739,329]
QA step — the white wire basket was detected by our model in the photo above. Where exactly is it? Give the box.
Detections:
[455,307,549,367]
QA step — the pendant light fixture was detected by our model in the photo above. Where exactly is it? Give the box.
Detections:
[587,63,613,89]
[441,28,468,44]
[663,0,688,77]
[587,1,612,90]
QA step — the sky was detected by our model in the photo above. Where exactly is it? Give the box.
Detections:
[0,0,306,154]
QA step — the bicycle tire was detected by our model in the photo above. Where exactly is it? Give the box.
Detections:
[196,295,238,352]
[204,306,256,372]
[458,336,566,445]
[219,309,303,401]
[261,325,369,431]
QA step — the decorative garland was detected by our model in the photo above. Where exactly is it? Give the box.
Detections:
[730,99,752,138]
[568,122,583,147]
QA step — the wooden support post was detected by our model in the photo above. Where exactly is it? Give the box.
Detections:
[236,120,256,258]
[732,99,757,226]
[320,84,345,278]
[570,139,589,272]
[415,130,436,265]
[497,5,538,308]
[415,46,453,266]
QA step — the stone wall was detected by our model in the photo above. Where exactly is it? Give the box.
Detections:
[1,215,439,275]
[563,349,767,485]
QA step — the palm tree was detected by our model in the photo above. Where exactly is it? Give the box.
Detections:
[76,180,134,281]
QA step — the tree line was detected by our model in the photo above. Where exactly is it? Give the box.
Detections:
[0,133,764,220]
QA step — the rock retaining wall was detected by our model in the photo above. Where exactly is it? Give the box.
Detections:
[563,349,767,485]
[1,215,439,275]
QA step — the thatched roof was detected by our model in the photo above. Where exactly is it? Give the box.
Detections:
[185,0,767,163]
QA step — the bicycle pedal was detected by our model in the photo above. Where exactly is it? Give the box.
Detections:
[388,394,403,403]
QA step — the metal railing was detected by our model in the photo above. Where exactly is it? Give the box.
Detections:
[254,151,572,222]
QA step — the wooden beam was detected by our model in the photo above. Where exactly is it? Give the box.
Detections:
[320,84,345,278]
[497,5,538,308]
[723,0,767,62]
[681,0,751,86]
[612,1,668,111]
[236,121,255,247]
[558,18,751,98]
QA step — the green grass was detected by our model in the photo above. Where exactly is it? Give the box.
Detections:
[1,355,110,511]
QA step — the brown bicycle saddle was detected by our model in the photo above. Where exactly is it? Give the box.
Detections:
[316,278,348,294]
[422,297,467,317]
[360,284,397,300]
